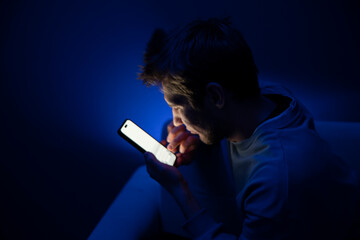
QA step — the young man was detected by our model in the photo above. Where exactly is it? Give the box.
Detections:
[90,18,359,239]
[139,18,359,239]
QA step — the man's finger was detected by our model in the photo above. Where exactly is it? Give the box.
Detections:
[144,152,166,175]
[179,135,199,154]
[144,152,156,166]
[167,124,186,142]
[160,139,167,146]
[169,131,190,151]
[167,121,175,134]
[175,152,193,166]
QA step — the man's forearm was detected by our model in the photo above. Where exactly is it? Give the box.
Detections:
[171,181,202,219]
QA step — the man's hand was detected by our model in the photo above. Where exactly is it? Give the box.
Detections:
[164,121,200,167]
[144,152,201,219]
[144,152,185,194]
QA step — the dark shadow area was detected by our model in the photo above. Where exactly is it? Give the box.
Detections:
[1,103,143,239]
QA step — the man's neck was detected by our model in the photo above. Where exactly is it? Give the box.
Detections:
[224,95,277,143]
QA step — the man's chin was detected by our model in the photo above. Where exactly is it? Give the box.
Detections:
[199,134,220,145]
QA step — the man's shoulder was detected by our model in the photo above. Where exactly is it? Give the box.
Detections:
[228,126,325,183]
[256,126,357,197]
[258,127,334,167]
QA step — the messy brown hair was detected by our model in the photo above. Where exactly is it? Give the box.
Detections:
[138,18,260,110]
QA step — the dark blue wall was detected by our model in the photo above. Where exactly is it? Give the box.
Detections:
[1,0,359,239]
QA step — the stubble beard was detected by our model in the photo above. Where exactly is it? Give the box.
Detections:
[199,121,223,145]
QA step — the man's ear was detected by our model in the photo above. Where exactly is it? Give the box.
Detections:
[206,82,225,109]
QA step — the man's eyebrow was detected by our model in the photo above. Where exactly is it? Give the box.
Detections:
[164,94,185,107]
[165,100,178,108]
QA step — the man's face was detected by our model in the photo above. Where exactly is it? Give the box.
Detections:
[163,85,223,145]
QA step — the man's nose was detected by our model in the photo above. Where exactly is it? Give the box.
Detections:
[173,117,183,127]
[172,110,183,127]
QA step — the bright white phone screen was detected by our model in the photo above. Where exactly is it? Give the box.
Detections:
[120,120,176,166]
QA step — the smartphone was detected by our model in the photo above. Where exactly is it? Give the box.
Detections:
[118,119,176,166]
